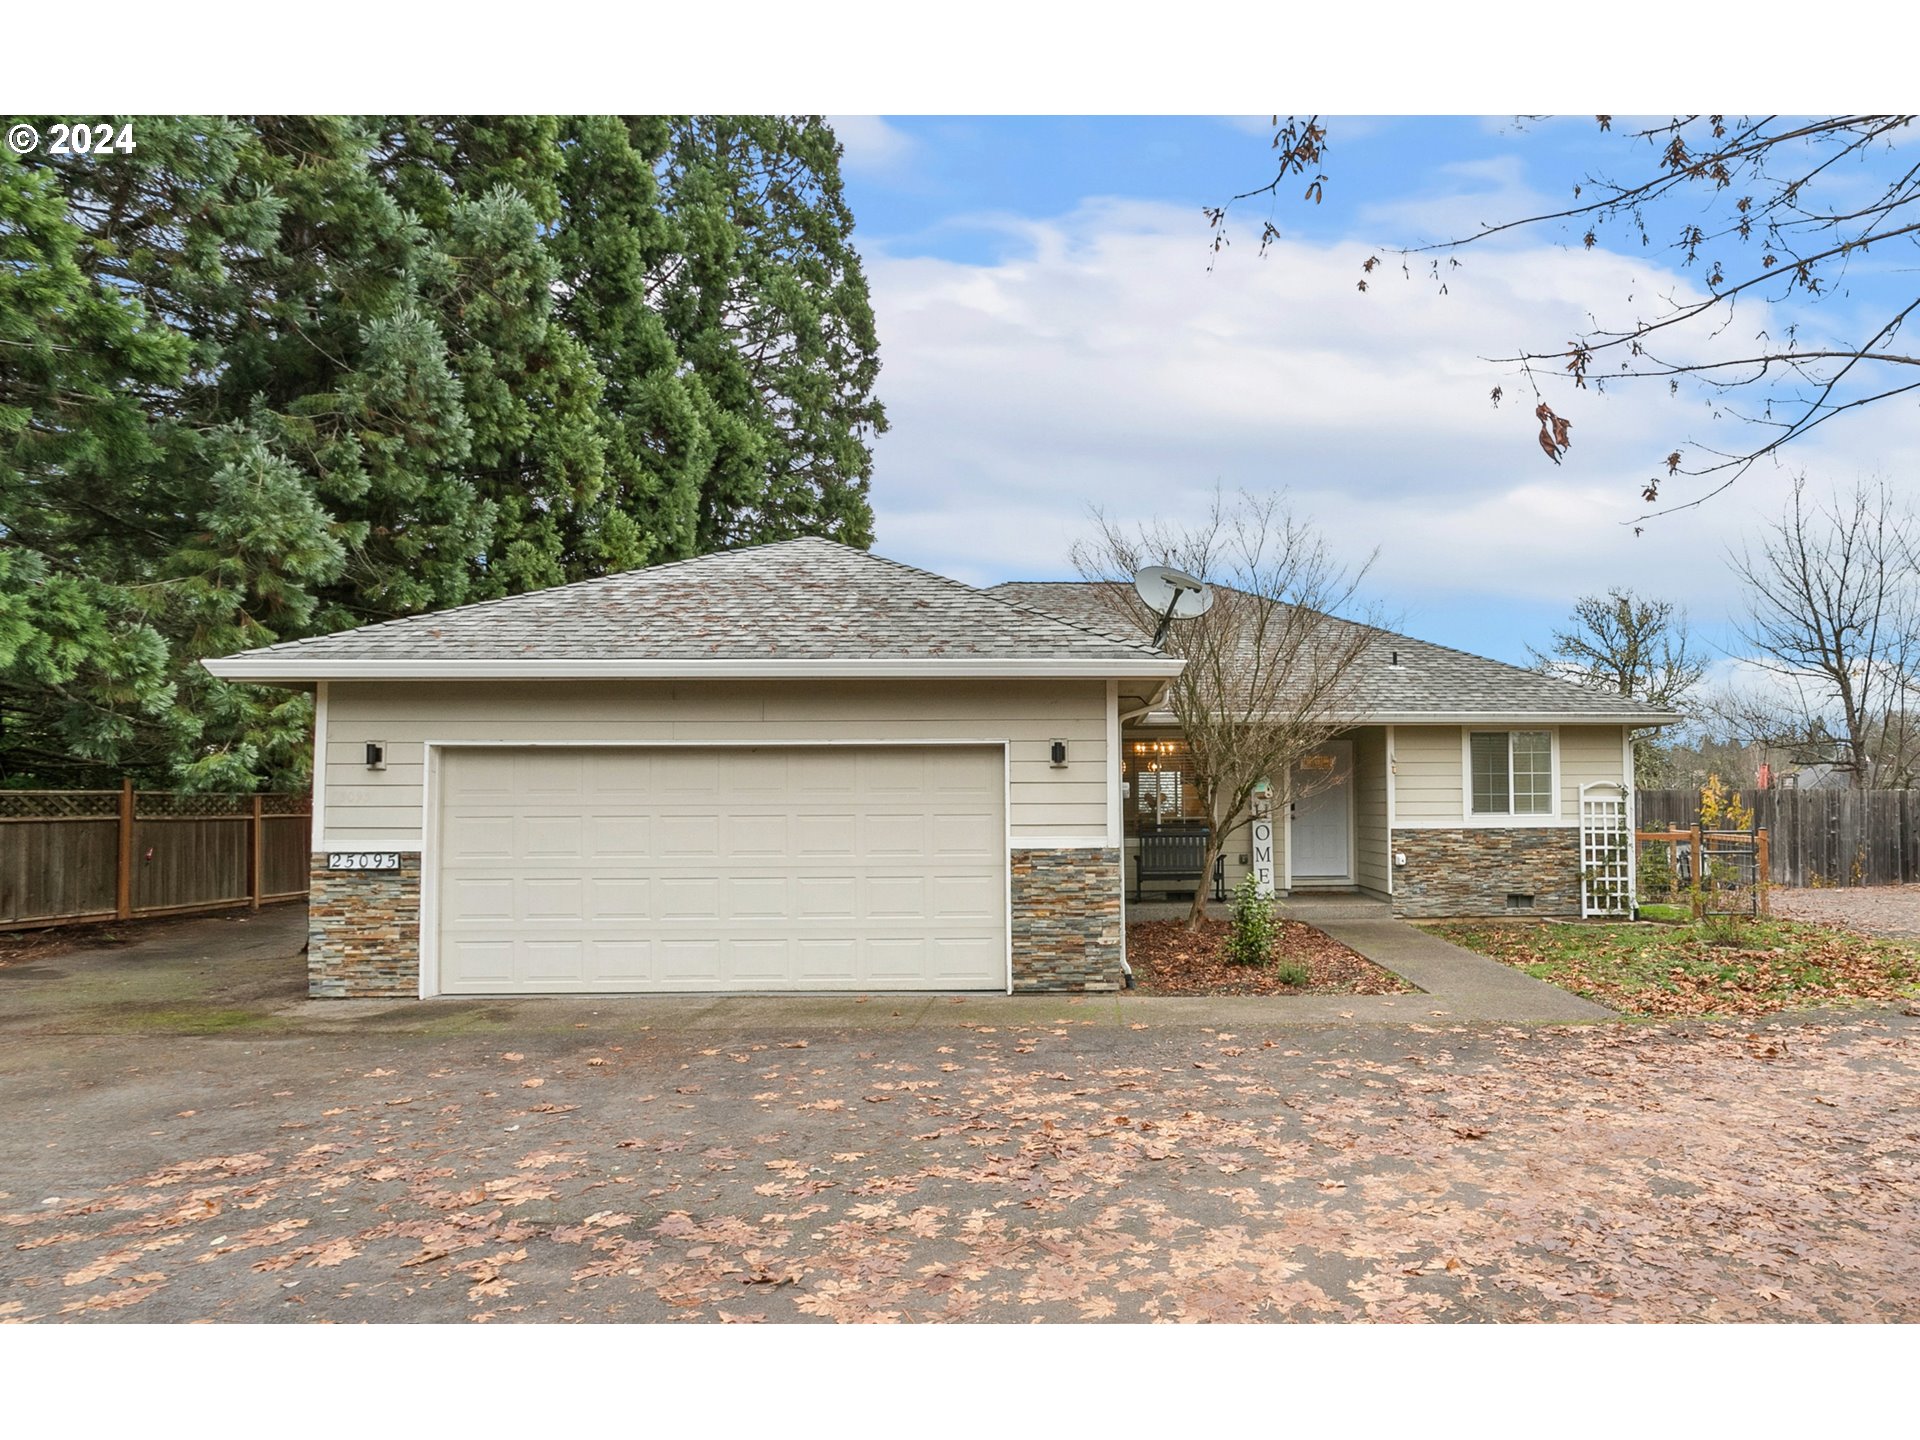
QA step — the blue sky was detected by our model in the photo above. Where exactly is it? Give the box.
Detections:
[832,116,1920,670]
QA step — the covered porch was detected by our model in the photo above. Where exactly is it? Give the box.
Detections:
[1120,724,1393,907]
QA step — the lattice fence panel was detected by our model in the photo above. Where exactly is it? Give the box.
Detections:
[1580,783,1633,918]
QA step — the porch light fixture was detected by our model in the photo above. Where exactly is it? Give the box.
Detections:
[1050,739,1068,767]
[365,741,386,771]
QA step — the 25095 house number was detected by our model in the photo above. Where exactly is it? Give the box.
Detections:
[327,852,401,872]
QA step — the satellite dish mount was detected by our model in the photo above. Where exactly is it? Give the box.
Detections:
[1133,565,1214,649]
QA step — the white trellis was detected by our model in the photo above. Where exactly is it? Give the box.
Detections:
[1580,782,1634,918]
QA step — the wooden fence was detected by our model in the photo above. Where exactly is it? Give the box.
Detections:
[1637,787,1920,888]
[0,783,310,930]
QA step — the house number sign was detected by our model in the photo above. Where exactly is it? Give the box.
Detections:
[327,851,401,871]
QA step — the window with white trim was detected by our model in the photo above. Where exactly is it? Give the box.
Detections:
[1469,730,1553,816]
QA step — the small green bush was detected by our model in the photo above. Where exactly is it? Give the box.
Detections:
[1272,960,1311,988]
[1698,913,1751,947]
[1225,873,1280,966]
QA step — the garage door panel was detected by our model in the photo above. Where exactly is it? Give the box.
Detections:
[659,938,723,982]
[795,875,858,918]
[793,812,857,858]
[584,877,650,922]
[728,938,790,983]
[724,813,790,859]
[444,876,515,922]
[445,814,518,862]
[928,936,1003,980]
[515,750,586,797]
[523,941,585,983]
[437,746,1006,994]
[588,940,654,984]
[794,938,858,982]
[933,811,999,857]
[865,813,927,858]
[586,813,653,859]
[658,814,720,857]
[657,875,721,920]
[868,875,927,917]
[443,938,515,986]
[653,751,720,795]
[727,875,789,918]
[522,877,585,921]
[933,874,999,919]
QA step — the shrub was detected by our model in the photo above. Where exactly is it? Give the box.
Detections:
[1272,960,1311,988]
[1698,913,1750,947]
[1224,873,1280,966]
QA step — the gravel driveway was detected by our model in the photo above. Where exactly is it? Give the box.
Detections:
[1771,885,1920,939]
[4,910,1919,1322]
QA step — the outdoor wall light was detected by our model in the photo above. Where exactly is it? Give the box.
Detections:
[365,741,386,771]
[1050,739,1068,768]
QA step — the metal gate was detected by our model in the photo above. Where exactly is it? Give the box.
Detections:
[1580,782,1633,918]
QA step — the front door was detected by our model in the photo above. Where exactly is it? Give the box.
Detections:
[1289,741,1353,883]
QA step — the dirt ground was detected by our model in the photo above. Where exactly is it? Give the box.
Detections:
[3,908,1918,1323]
[1770,885,1920,938]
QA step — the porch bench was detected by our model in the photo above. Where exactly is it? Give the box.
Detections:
[1133,829,1227,903]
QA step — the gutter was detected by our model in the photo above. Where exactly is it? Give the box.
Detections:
[202,656,1188,683]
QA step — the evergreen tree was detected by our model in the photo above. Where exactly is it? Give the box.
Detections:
[0,115,886,790]
[660,117,886,550]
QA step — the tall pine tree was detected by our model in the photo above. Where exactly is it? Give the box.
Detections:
[0,115,886,789]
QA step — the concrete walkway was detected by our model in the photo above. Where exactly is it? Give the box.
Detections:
[1304,916,1613,1023]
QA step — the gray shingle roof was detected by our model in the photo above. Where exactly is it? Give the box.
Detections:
[988,581,1683,724]
[206,539,1176,678]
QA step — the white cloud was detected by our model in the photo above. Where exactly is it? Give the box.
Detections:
[827,115,918,176]
[859,197,1920,649]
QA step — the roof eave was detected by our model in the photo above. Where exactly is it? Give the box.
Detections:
[201,656,1186,683]
[1127,707,1687,727]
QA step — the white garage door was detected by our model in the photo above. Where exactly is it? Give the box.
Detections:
[433,746,1007,994]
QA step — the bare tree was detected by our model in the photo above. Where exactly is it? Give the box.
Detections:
[1528,588,1707,785]
[1072,489,1380,926]
[1724,478,1920,787]
[1213,116,1919,519]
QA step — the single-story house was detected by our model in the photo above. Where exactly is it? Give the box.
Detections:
[205,538,1679,1000]
[990,580,1679,920]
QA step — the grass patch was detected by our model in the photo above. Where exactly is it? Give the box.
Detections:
[1425,916,1920,1018]
[1636,902,1691,924]
[109,1007,276,1034]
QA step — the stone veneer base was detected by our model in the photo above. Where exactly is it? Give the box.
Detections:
[1010,846,1125,993]
[308,852,422,998]
[1389,827,1582,918]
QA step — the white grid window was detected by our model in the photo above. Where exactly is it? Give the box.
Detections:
[1470,730,1553,816]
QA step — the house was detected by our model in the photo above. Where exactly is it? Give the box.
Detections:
[205,539,1180,999]
[988,581,1680,919]
[990,579,1681,917]
[205,538,1679,1001]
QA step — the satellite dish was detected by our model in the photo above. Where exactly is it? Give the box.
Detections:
[1133,565,1213,648]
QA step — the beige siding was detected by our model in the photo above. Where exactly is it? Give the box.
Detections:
[1352,726,1390,894]
[1391,725,1464,822]
[321,678,1112,850]
[1391,723,1631,827]
[1559,725,1630,812]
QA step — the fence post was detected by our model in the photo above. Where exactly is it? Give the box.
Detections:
[249,794,264,912]
[1689,824,1704,920]
[115,778,135,920]
[1757,828,1770,916]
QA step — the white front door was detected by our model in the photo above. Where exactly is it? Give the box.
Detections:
[1289,740,1353,883]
